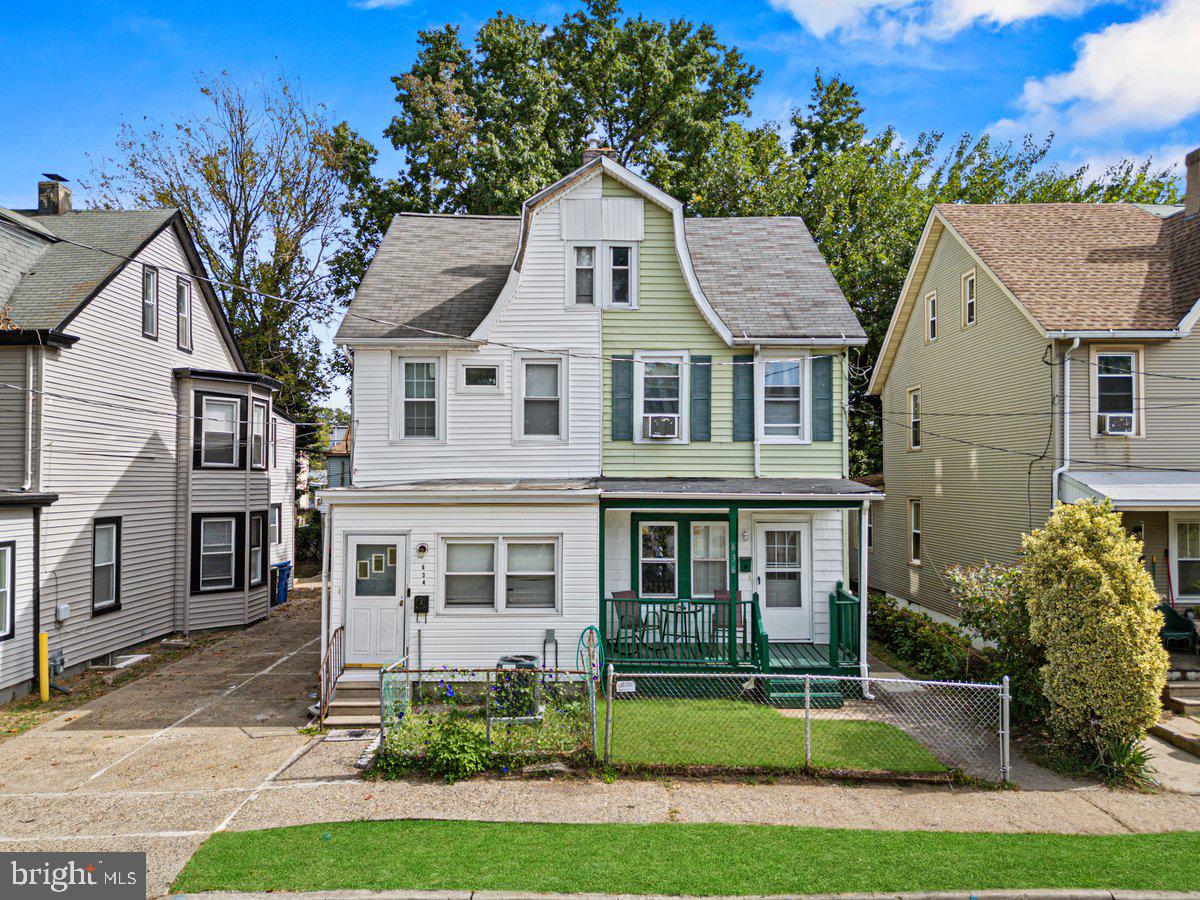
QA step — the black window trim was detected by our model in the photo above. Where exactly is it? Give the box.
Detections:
[176,275,193,353]
[92,516,123,616]
[249,510,268,587]
[0,540,15,641]
[142,266,159,341]
[190,512,247,594]
[193,391,249,471]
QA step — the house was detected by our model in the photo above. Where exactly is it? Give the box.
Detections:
[327,425,351,488]
[862,147,1200,620]
[317,145,878,720]
[0,177,296,700]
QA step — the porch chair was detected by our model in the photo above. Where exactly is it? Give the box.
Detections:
[611,591,650,655]
[1158,602,1198,654]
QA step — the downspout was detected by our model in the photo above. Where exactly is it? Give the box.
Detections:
[22,347,33,490]
[319,502,331,659]
[1050,338,1081,507]
[243,384,252,624]
[753,346,761,477]
[31,506,41,696]
[859,500,871,693]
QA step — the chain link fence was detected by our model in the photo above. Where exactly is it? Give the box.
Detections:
[380,666,598,767]
[602,668,1010,782]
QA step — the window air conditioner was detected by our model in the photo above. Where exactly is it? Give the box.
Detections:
[643,414,679,439]
[1098,413,1134,436]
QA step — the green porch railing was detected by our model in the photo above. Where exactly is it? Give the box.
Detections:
[750,591,770,672]
[602,596,759,669]
[828,580,862,668]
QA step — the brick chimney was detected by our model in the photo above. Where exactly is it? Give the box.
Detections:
[582,137,616,165]
[1187,148,1200,217]
[37,175,72,215]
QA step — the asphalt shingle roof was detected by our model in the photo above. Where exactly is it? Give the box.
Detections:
[936,202,1197,331]
[337,211,862,343]
[1,208,176,330]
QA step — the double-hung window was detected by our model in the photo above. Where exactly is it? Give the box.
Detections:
[639,523,678,597]
[249,512,266,586]
[571,245,596,305]
[199,517,237,591]
[637,353,686,442]
[908,388,922,450]
[608,245,635,307]
[962,271,976,327]
[444,541,497,608]
[201,397,239,467]
[520,358,563,439]
[270,418,278,468]
[0,541,14,641]
[690,523,728,598]
[442,537,561,612]
[142,266,159,339]
[1176,521,1200,597]
[504,541,557,609]
[270,503,282,545]
[92,518,121,613]
[251,401,268,469]
[909,500,922,565]
[1096,351,1137,436]
[399,358,439,439]
[760,358,804,440]
[176,277,192,350]
[926,291,937,342]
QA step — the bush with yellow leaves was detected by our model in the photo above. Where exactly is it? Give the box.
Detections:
[1021,499,1168,763]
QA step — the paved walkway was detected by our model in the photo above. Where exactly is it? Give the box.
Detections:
[2,594,1199,898]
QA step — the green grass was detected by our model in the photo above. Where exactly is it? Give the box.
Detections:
[611,699,946,773]
[172,820,1200,896]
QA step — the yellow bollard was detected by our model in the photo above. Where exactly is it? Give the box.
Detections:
[38,632,49,702]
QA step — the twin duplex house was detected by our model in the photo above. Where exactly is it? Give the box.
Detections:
[0,178,295,700]
[863,147,1200,620]
[319,147,879,716]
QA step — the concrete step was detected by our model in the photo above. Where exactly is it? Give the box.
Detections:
[1165,693,1200,715]
[335,682,381,695]
[323,714,382,728]
[1167,681,1200,697]
[1150,717,1200,760]
[328,700,380,711]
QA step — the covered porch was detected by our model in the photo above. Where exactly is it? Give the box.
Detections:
[597,478,881,676]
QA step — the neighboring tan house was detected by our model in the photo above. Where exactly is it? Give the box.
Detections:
[862,148,1200,620]
[318,146,879,724]
[0,177,296,700]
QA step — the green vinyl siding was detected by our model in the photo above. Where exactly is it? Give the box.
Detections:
[600,175,845,478]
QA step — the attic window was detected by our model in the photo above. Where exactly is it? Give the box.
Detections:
[572,246,596,305]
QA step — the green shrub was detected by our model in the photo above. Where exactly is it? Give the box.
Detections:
[947,563,1047,725]
[423,715,494,782]
[1022,500,1168,768]
[296,522,322,565]
[867,594,982,681]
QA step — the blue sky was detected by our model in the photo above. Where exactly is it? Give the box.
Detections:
[2,0,1198,407]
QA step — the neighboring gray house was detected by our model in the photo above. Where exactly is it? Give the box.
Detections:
[0,177,296,700]
[862,148,1200,619]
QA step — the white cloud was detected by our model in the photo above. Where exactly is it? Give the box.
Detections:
[767,0,1098,41]
[999,0,1200,138]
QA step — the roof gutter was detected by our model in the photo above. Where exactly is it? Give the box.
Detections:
[1051,337,1081,507]
[1045,329,1189,340]
[731,336,868,347]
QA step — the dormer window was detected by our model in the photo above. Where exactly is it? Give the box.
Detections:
[609,245,636,307]
[571,246,596,305]
[567,242,637,307]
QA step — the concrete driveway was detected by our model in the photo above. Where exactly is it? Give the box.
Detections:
[2,589,1199,898]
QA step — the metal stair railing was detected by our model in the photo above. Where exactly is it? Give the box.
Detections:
[317,625,345,722]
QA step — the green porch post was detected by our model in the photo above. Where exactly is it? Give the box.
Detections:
[728,504,738,666]
[598,502,606,652]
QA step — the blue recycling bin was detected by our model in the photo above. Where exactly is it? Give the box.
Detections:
[271,561,292,606]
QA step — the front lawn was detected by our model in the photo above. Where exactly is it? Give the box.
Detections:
[610,699,946,773]
[172,820,1200,896]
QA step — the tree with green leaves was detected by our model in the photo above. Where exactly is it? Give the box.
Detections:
[88,71,349,440]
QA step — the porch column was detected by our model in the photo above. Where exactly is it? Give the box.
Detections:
[728,504,739,665]
[598,502,607,650]
[859,501,870,681]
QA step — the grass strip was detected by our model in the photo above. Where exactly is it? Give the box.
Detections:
[173,820,1200,896]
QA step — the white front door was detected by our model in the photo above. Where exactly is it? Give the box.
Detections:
[344,535,406,665]
[754,523,812,641]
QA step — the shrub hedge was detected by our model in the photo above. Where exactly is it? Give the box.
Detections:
[867,594,988,683]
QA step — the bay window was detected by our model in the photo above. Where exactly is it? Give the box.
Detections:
[251,400,268,469]
[199,516,237,591]
[249,512,266,586]
[200,396,239,467]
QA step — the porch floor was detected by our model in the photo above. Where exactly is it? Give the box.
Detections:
[606,640,855,674]
[769,641,842,671]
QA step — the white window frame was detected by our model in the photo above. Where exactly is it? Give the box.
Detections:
[925,291,937,343]
[606,243,638,308]
[689,522,729,599]
[249,512,266,587]
[251,400,269,469]
[1090,345,1144,438]
[0,541,12,641]
[566,242,599,307]
[269,503,281,545]
[962,270,977,327]
[200,396,240,468]
[1170,514,1200,600]
[176,276,193,351]
[199,516,237,591]
[142,265,158,339]
[457,360,503,395]
[909,499,922,566]
[907,386,922,451]
[634,350,689,445]
[92,519,120,613]
[638,521,679,598]
[515,355,567,442]
[438,536,563,614]
[393,355,444,443]
[754,352,811,444]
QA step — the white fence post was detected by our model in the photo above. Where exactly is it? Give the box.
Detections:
[804,673,812,769]
[603,664,615,764]
[1000,675,1011,784]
